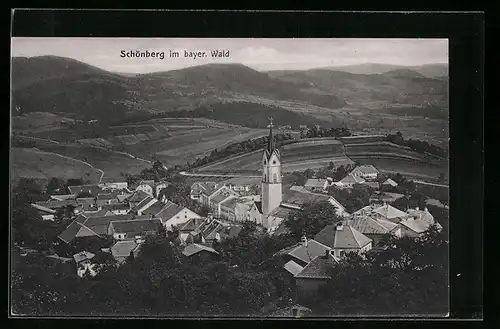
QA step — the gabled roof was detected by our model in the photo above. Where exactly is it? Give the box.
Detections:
[406,208,435,225]
[57,214,88,243]
[352,165,379,175]
[111,241,140,258]
[314,224,372,249]
[102,203,130,211]
[282,188,331,207]
[117,193,133,203]
[129,190,150,202]
[372,204,408,220]
[338,174,365,185]
[294,254,339,279]
[210,187,239,203]
[399,219,432,234]
[178,217,206,232]
[73,251,95,263]
[138,180,155,187]
[269,205,297,220]
[284,260,304,276]
[97,192,120,201]
[35,199,78,209]
[109,219,162,235]
[191,181,219,196]
[145,201,186,223]
[67,184,103,196]
[83,209,109,218]
[382,178,399,186]
[280,239,332,265]
[365,182,380,189]
[254,201,263,214]
[182,243,219,257]
[304,178,328,188]
[132,196,156,211]
[347,216,395,235]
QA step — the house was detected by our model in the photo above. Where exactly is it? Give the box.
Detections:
[102,203,130,215]
[304,178,329,193]
[133,196,158,215]
[265,204,300,233]
[96,192,121,207]
[382,178,398,187]
[35,199,78,210]
[313,222,373,258]
[334,174,365,188]
[176,216,242,246]
[127,190,151,208]
[111,240,142,264]
[176,217,207,244]
[208,186,240,217]
[399,207,442,237]
[345,215,402,247]
[57,214,135,244]
[67,184,103,197]
[154,181,169,198]
[182,243,219,262]
[73,251,97,278]
[353,203,410,224]
[142,199,201,230]
[350,165,379,180]
[278,238,333,269]
[369,191,405,204]
[220,195,259,222]
[108,218,162,241]
[135,180,155,197]
[190,181,219,202]
[77,197,98,211]
[285,186,349,217]
[99,181,128,191]
[294,251,340,301]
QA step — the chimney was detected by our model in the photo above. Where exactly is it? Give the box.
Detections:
[301,235,308,247]
[424,207,428,212]
[336,222,344,231]
[323,249,330,259]
[416,206,419,211]
[207,212,213,220]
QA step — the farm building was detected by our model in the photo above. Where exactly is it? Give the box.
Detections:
[108,218,162,241]
[334,174,366,188]
[350,165,379,181]
[111,240,142,265]
[304,178,329,193]
[294,252,340,302]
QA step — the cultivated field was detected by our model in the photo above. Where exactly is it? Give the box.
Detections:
[11,147,102,184]
[13,141,152,182]
[196,139,354,173]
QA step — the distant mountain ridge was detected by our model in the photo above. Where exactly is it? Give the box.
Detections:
[11,56,448,127]
[311,62,448,78]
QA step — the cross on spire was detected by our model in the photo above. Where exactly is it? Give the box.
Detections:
[267,117,275,154]
[267,116,274,128]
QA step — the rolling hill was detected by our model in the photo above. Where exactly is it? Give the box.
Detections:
[11,56,346,123]
[267,68,448,107]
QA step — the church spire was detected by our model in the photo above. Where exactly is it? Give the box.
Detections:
[267,117,275,154]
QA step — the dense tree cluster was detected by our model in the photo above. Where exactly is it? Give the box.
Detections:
[285,201,342,239]
[11,229,297,316]
[312,226,448,316]
[385,131,447,158]
[328,184,374,213]
[190,133,294,169]
[302,126,352,139]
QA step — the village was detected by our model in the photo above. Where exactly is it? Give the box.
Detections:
[11,118,448,316]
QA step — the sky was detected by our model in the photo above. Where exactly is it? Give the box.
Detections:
[11,38,448,73]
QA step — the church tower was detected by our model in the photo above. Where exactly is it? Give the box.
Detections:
[261,117,282,222]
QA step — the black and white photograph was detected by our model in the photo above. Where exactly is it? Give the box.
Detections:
[10,36,450,318]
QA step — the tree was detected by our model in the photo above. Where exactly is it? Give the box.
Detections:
[46,177,66,195]
[285,201,341,239]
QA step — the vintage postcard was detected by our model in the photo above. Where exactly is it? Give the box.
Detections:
[10,37,449,318]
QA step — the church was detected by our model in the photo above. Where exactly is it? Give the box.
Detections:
[191,117,349,234]
[248,118,348,233]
